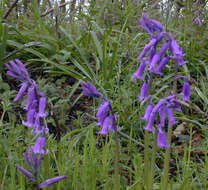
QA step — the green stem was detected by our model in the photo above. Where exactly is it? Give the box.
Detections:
[144,130,150,189]
[114,127,120,190]
[162,60,178,189]
[149,130,158,190]
[161,125,172,190]
[0,110,6,123]
[144,73,153,189]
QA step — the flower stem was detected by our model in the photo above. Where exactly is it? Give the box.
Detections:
[114,128,120,190]
[149,130,158,190]
[144,73,153,189]
[162,62,178,189]
[161,125,172,190]
[110,107,120,190]
[144,130,151,189]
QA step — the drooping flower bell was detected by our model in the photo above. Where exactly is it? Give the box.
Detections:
[141,104,153,121]
[96,101,111,126]
[138,82,149,101]
[38,176,68,189]
[81,81,103,98]
[32,137,48,155]
[182,81,191,102]
[139,14,164,34]
[81,81,119,136]
[133,59,147,80]
[144,111,155,132]
[16,164,36,182]
[157,129,170,149]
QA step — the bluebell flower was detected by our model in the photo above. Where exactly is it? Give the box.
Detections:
[138,82,149,101]
[22,109,36,128]
[98,115,118,135]
[32,137,48,155]
[182,82,191,102]
[38,176,68,189]
[23,147,42,176]
[133,60,147,80]
[139,14,164,34]
[141,104,153,121]
[157,129,170,149]
[155,57,169,76]
[157,105,166,128]
[144,112,155,132]
[96,101,110,126]
[137,38,157,61]
[38,97,48,118]
[24,85,36,111]
[81,81,103,98]
[167,108,178,126]
[148,53,161,72]
[16,165,36,182]
[6,59,30,81]
[14,81,29,102]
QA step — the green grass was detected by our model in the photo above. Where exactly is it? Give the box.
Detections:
[1,0,208,189]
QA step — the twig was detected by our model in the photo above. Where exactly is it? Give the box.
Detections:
[3,0,19,20]
[85,113,144,148]
[41,2,70,17]
[179,100,208,119]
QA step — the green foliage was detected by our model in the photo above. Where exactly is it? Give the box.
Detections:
[1,0,208,189]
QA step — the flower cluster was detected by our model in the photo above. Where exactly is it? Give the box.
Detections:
[134,15,191,149]
[6,59,67,188]
[81,81,119,135]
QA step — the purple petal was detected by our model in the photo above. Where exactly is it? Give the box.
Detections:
[98,116,111,135]
[157,105,166,128]
[159,41,169,57]
[139,14,164,34]
[14,82,28,102]
[24,85,36,111]
[38,97,48,118]
[155,57,169,76]
[7,71,23,80]
[133,60,146,80]
[167,99,181,112]
[96,101,110,126]
[97,115,119,135]
[31,116,46,135]
[155,32,165,44]
[148,46,156,61]
[182,82,191,102]
[22,109,36,128]
[15,59,29,77]
[141,104,153,120]
[16,164,36,182]
[38,176,68,189]
[148,53,161,72]
[157,130,170,149]
[138,82,149,101]
[81,81,103,98]
[108,114,119,132]
[137,39,157,61]
[167,108,178,126]
[144,112,155,132]
[152,95,175,113]
[32,137,48,155]
[170,40,182,56]
[9,60,21,75]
